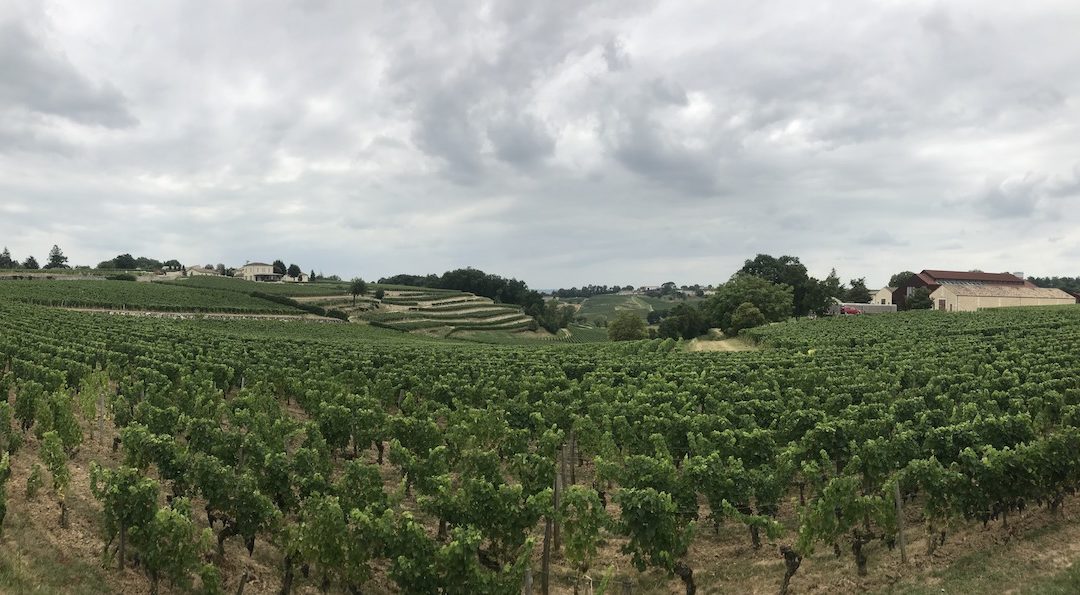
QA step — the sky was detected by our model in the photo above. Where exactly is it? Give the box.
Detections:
[1,0,1079,289]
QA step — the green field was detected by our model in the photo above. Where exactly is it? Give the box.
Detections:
[4,284,1080,594]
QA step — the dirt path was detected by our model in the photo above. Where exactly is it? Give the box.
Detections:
[686,336,756,352]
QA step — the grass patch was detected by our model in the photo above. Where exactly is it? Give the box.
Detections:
[0,507,113,594]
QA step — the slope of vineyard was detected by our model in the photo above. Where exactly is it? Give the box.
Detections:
[0,279,303,314]
[3,300,1080,594]
[166,275,351,297]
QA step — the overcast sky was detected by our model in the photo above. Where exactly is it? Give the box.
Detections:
[2,0,1079,288]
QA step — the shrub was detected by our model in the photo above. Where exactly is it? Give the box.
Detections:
[728,302,766,335]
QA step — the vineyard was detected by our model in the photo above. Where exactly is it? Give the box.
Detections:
[167,276,352,297]
[2,299,1080,594]
[0,280,304,314]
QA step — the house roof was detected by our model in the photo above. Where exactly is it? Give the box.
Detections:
[921,270,1028,284]
[243,262,271,267]
[932,285,1073,299]
[877,287,895,292]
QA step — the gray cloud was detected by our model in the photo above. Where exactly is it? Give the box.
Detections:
[1,0,1080,288]
[0,20,136,129]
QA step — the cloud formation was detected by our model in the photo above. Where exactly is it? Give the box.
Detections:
[1,0,1079,288]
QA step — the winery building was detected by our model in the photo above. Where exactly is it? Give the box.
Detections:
[238,262,281,282]
[894,269,1074,312]
[930,284,1075,312]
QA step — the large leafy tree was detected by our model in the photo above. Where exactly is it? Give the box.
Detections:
[845,277,872,303]
[888,271,917,288]
[657,303,709,339]
[739,254,815,316]
[705,274,793,331]
[608,311,647,341]
[287,263,302,278]
[113,254,138,269]
[22,255,39,270]
[44,245,69,269]
[272,260,287,275]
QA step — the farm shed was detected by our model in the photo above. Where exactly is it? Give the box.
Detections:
[929,285,1075,312]
[893,270,1032,309]
[872,287,894,305]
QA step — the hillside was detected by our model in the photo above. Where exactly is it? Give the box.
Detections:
[0,279,306,315]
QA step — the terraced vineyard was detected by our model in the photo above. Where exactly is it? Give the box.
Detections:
[359,290,538,336]
[4,296,1080,594]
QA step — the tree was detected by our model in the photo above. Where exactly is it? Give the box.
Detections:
[845,278,872,303]
[350,278,368,306]
[657,303,708,340]
[287,263,302,278]
[907,287,932,310]
[889,271,916,288]
[112,254,137,269]
[310,269,316,281]
[163,259,182,270]
[44,245,69,269]
[215,263,226,275]
[728,302,766,335]
[0,247,13,269]
[272,260,287,275]
[608,311,647,341]
[374,289,385,301]
[22,256,39,270]
[740,254,814,316]
[704,274,793,331]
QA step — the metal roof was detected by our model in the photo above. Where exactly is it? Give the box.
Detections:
[922,270,1028,284]
[933,285,1073,299]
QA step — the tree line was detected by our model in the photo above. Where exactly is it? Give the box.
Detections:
[0,245,70,271]
[379,268,545,311]
[549,285,626,299]
[1029,276,1080,293]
